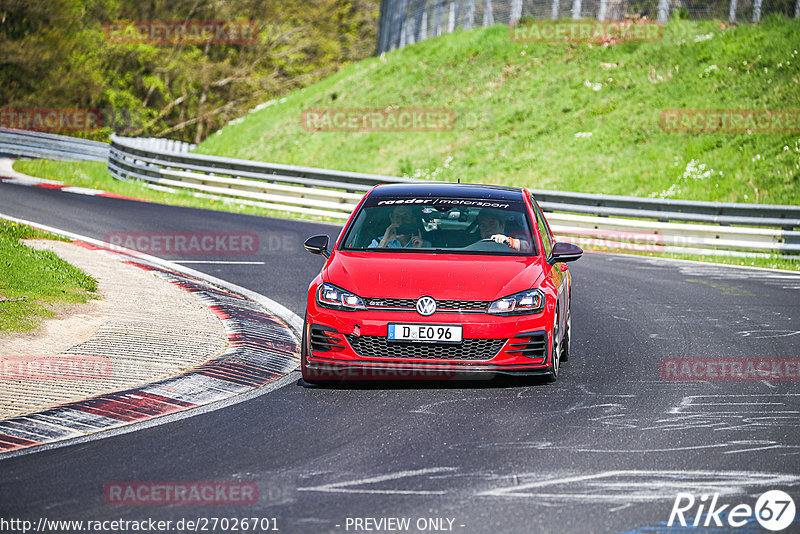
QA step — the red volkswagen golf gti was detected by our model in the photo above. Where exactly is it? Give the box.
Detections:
[301,183,582,383]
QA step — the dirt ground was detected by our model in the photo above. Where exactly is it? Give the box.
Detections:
[0,240,228,419]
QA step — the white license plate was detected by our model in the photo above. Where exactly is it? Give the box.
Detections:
[387,324,462,343]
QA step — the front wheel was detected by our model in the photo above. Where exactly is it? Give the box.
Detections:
[561,306,571,363]
[300,314,311,380]
[300,314,327,385]
[545,307,560,383]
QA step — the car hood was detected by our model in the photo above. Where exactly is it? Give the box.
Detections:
[323,251,544,301]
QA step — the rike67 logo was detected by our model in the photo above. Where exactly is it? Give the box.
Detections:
[669,490,796,531]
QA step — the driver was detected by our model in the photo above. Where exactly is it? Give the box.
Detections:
[369,205,431,248]
[476,209,530,251]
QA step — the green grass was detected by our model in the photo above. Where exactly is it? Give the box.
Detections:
[660,252,800,271]
[197,16,800,205]
[0,220,98,333]
[12,159,342,223]
[588,248,800,271]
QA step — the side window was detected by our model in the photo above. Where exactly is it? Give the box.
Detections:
[531,197,553,258]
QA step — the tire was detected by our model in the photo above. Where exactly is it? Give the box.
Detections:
[300,314,312,380]
[561,306,571,363]
[545,307,560,383]
[300,314,323,385]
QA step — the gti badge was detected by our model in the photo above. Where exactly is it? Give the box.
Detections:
[416,296,437,316]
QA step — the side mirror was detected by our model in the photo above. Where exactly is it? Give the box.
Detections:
[549,241,583,264]
[304,235,330,258]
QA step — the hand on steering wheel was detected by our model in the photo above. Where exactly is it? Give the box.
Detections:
[490,234,511,246]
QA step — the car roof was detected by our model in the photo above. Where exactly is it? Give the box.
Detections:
[370,182,525,202]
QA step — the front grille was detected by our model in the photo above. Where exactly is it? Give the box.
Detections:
[364,298,490,312]
[365,298,417,308]
[345,335,506,361]
[504,331,547,362]
[439,299,490,311]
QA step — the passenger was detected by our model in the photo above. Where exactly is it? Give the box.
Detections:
[476,209,530,251]
[369,205,431,248]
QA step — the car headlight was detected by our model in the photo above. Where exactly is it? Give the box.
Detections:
[488,289,545,315]
[317,283,366,310]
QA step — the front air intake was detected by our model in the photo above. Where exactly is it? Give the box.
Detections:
[309,325,345,353]
[504,331,547,362]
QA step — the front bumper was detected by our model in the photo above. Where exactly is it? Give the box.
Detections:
[304,306,554,379]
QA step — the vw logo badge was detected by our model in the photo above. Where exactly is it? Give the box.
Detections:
[416,296,437,316]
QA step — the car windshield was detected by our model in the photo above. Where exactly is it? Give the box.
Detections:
[341,196,538,255]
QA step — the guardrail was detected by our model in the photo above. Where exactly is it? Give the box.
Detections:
[0,128,109,162]
[1,128,798,258]
[547,212,800,256]
[107,134,419,219]
[533,190,800,229]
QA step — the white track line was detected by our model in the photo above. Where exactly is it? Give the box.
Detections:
[171,260,267,265]
[0,213,304,460]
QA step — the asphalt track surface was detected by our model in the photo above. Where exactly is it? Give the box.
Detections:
[1,182,799,534]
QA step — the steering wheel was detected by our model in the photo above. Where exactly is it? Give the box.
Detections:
[462,238,509,251]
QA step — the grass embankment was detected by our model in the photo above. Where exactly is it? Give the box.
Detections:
[198,16,800,205]
[0,220,97,333]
